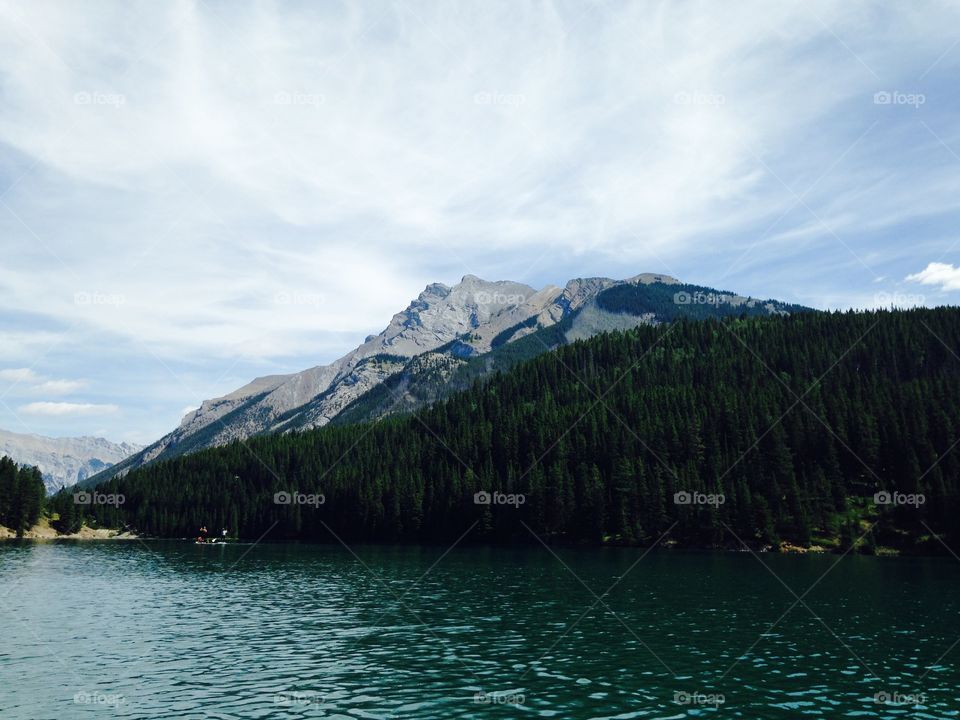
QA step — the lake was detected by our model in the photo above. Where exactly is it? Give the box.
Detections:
[0,540,958,719]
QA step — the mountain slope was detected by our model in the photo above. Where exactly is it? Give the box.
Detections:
[322,278,810,427]
[87,307,960,552]
[0,429,141,493]
[90,273,807,482]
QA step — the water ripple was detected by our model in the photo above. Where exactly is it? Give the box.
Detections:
[1,543,958,719]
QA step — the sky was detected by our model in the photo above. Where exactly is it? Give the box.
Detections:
[1,0,960,445]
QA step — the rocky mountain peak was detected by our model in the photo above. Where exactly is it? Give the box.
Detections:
[377,276,537,353]
[0,428,142,492]
[628,272,680,285]
[419,282,452,300]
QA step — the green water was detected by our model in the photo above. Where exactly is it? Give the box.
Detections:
[0,541,958,719]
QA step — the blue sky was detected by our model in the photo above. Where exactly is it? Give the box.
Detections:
[2,0,960,444]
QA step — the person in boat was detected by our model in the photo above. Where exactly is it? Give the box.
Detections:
[199,526,208,543]
[221,528,228,539]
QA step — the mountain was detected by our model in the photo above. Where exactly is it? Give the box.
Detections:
[86,307,960,553]
[325,276,810,427]
[0,429,142,493]
[89,273,807,482]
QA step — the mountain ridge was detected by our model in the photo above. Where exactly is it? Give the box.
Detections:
[87,273,808,483]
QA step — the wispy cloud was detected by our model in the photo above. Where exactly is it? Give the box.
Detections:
[32,379,87,394]
[0,367,86,394]
[18,401,119,417]
[0,368,40,383]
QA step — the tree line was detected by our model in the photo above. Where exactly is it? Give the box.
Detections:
[0,456,45,536]
[89,308,960,552]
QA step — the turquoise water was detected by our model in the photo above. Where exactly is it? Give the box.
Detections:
[0,541,958,719]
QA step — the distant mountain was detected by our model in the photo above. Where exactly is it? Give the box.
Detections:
[88,273,808,483]
[0,429,142,493]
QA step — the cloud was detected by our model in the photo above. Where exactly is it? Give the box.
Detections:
[906,262,960,291]
[0,367,86,394]
[2,2,958,364]
[18,402,119,417]
[0,368,40,383]
[32,379,87,394]
[5,2,879,255]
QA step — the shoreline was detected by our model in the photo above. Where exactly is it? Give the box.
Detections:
[0,527,911,555]
[0,521,139,541]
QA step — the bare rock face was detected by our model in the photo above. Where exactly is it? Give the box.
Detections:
[129,275,542,461]
[0,429,142,492]
[355,275,537,356]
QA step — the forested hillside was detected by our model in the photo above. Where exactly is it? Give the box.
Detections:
[595,280,809,319]
[88,308,960,552]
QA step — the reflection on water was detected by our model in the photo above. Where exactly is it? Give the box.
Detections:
[0,541,958,718]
